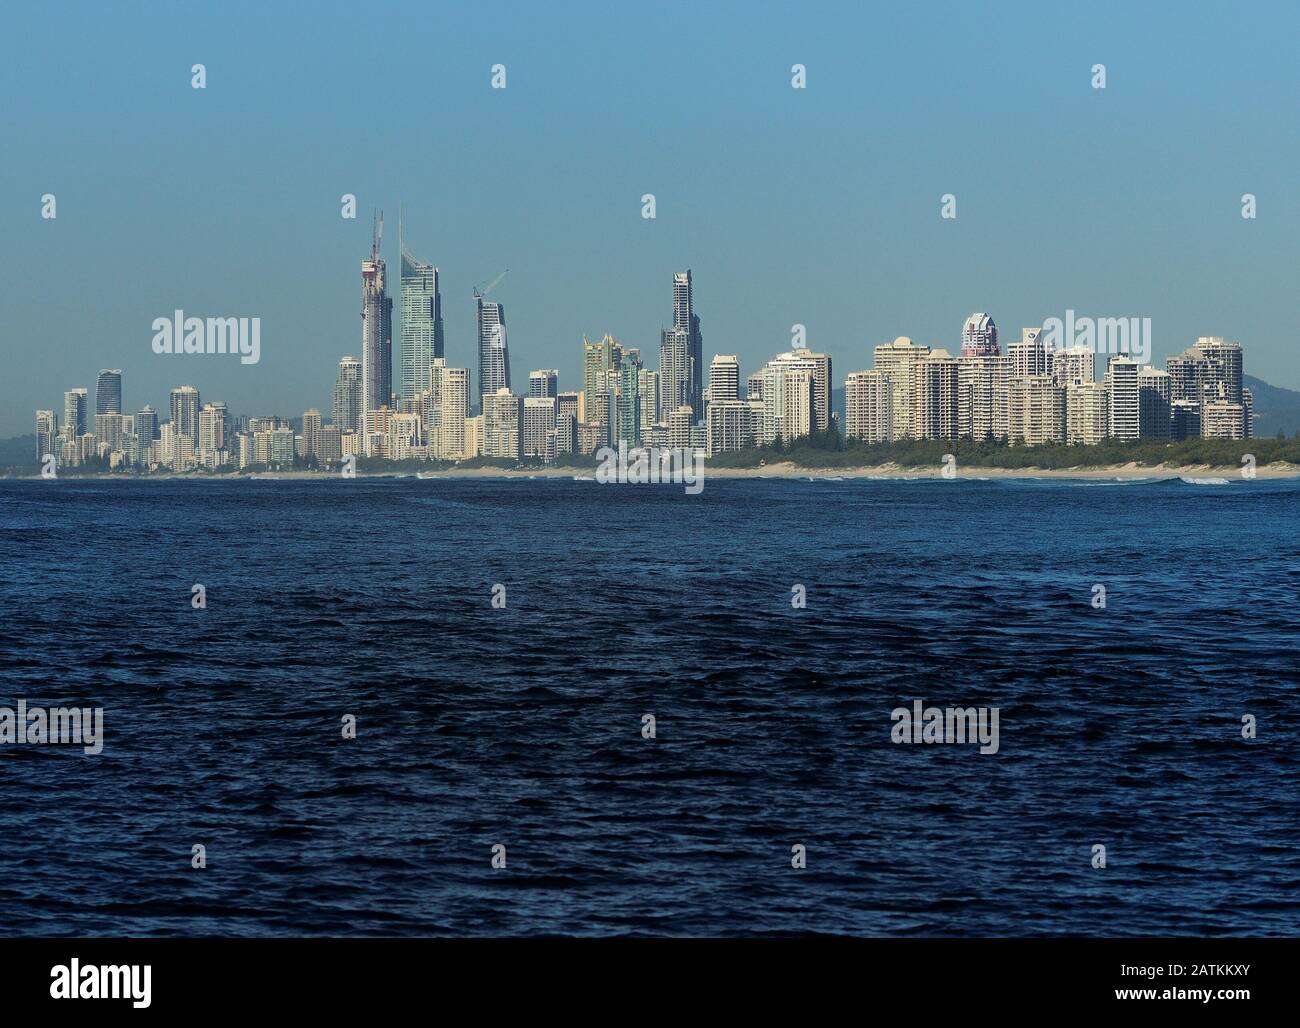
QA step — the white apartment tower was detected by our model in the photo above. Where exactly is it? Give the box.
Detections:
[872,337,931,440]
[845,370,893,443]
[1105,356,1141,441]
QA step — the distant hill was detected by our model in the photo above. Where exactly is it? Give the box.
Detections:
[1244,375,1300,438]
[831,374,1300,438]
[0,434,35,467]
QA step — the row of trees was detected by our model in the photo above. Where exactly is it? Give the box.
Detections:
[708,430,1300,469]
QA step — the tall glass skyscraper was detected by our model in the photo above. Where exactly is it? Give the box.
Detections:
[96,369,122,415]
[361,214,394,451]
[63,388,88,438]
[334,356,363,435]
[672,271,703,417]
[477,298,510,406]
[399,220,443,402]
[615,356,642,446]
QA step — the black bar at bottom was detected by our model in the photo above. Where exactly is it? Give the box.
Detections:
[0,937,1284,1014]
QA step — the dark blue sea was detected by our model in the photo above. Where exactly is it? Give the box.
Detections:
[1,475,1298,937]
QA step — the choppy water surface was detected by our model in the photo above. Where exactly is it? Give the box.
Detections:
[1,476,1297,936]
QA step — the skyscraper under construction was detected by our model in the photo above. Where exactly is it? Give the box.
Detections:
[361,212,394,452]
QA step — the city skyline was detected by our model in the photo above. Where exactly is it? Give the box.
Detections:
[27,229,1263,471]
[5,3,1300,438]
[18,209,1270,465]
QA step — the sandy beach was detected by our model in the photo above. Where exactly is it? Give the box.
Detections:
[17,460,1297,482]
[699,460,1300,481]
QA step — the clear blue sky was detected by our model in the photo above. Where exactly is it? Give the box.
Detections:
[3,0,1298,435]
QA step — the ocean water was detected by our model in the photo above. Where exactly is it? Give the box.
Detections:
[0,475,1297,937]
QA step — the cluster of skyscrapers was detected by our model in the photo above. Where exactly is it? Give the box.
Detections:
[332,224,725,464]
[33,240,1256,472]
[36,370,299,471]
[843,316,1253,448]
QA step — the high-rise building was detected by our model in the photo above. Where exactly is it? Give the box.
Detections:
[477,298,510,404]
[63,388,88,439]
[301,409,323,459]
[792,349,832,432]
[1105,356,1140,440]
[706,399,759,455]
[1203,398,1246,439]
[659,327,690,417]
[1050,347,1094,388]
[845,370,893,443]
[1191,337,1243,404]
[960,313,999,358]
[482,388,522,460]
[637,370,660,435]
[464,414,484,459]
[96,370,122,415]
[554,410,578,455]
[523,396,558,457]
[93,413,123,454]
[170,386,200,445]
[708,355,741,406]
[1137,367,1171,440]
[762,350,831,434]
[529,369,559,399]
[361,214,394,452]
[365,405,395,457]
[668,404,696,449]
[1065,381,1108,445]
[912,350,961,440]
[1166,336,1245,437]
[1166,352,1203,404]
[398,221,444,403]
[388,412,421,459]
[426,359,471,460]
[334,356,363,435]
[317,425,342,464]
[135,405,159,443]
[1009,327,1050,379]
[1171,400,1201,440]
[756,358,814,446]
[269,427,296,466]
[1008,375,1065,445]
[958,355,1011,440]
[198,404,226,455]
[583,335,629,439]
[35,411,58,460]
[557,391,580,426]
[873,337,931,440]
[614,357,642,446]
[672,270,703,417]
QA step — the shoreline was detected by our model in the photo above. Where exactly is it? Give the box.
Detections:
[5,461,1297,482]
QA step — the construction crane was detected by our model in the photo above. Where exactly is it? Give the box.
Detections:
[472,269,508,300]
